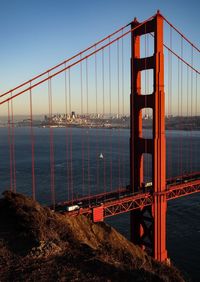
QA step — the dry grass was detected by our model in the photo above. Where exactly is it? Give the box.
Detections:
[0,191,185,282]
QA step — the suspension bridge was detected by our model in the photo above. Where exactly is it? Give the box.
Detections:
[0,11,199,263]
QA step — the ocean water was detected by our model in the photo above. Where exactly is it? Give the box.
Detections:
[0,127,199,281]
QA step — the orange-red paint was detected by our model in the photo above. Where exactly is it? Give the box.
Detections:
[130,11,167,262]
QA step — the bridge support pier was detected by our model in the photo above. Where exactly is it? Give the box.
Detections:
[130,11,168,262]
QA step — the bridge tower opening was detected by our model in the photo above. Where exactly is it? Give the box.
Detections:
[130,11,167,262]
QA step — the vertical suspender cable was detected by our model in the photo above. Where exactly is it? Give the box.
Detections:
[95,48,99,194]
[169,26,173,178]
[64,64,70,200]
[7,101,13,190]
[48,75,55,208]
[29,83,36,200]
[190,46,194,172]
[195,72,197,119]
[11,92,16,192]
[121,29,125,187]
[101,48,104,193]
[186,65,189,172]
[80,55,85,197]
[195,72,199,171]
[195,72,198,171]
[102,49,106,195]
[177,58,180,176]
[180,37,183,177]
[68,68,73,202]
[117,40,121,191]
[167,38,170,180]
[108,37,113,191]
[86,59,90,201]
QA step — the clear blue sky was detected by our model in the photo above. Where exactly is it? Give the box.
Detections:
[0,0,199,114]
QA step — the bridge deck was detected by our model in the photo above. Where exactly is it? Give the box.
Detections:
[54,173,200,220]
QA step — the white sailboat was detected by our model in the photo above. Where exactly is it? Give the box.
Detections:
[99,152,104,159]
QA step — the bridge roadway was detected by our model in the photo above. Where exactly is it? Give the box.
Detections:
[54,172,200,222]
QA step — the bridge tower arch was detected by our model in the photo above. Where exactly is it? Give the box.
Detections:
[130,11,167,262]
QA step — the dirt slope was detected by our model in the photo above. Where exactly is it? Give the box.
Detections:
[0,191,184,282]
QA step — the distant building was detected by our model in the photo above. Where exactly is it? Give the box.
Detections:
[71,111,76,119]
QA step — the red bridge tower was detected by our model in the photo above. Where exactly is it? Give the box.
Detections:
[130,11,167,262]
